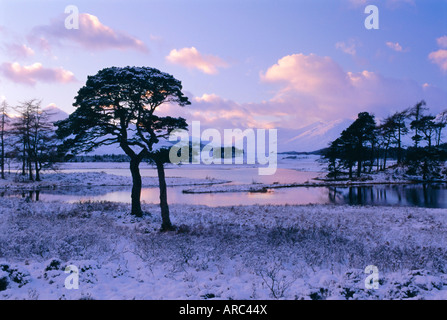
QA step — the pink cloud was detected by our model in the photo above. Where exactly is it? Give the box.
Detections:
[158,93,259,129]
[437,36,447,48]
[4,43,35,59]
[160,53,447,134]
[166,47,228,75]
[29,13,148,53]
[335,40,358,56]
[429,49,447,72]
[260,53,349,96]
[429,36,447,72]
[259,53,446,126]
[386,41,405,52]
[0,62,76,86]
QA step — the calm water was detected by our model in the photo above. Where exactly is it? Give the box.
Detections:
[59,166,319,185]
[3,165,447,208]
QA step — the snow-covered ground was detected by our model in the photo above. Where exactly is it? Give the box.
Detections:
[1,198,447,300]
[0,171,229,191]
[1,157,446,300]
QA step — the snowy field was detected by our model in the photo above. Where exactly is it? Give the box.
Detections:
[1,198,447,300]
[1,156,446,300]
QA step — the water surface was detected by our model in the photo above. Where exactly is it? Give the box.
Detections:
[5,182,447,208]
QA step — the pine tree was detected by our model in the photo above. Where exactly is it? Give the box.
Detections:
[408,100,428,148]
[323,112,377,179]
[56,66,190,224]
[434,110,447,147]
[343,112,376,178]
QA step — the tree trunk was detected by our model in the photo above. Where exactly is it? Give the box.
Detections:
[397,129,402,164]
[0,130,4,180]
[130,156,143,217]
[357,160,361,178]
[156,160,173,231]
[383,147,388,170]
[35,160,41,182]
[376,150,381,171]
[22,141,26,176]
[28,157,33,181]
[0,111,4,180]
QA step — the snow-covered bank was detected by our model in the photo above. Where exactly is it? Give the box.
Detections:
[181,180,418,194]
[1,198,446,300]
[0,172,229,191]
[180,168,426,194]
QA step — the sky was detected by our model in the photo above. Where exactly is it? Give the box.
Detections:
[0,0,446,133]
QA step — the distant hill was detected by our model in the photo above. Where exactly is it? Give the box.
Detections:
[16,106,439,156]
[44,105,354,155]
[1,104,69,131]
[278,119,353,153]
[44,105,69,124]
[85,119,354,155]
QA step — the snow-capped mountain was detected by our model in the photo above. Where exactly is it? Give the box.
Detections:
[278,119,353,153]
[44,105,69,123]
[85,119,354,155]
[48,105,354,155]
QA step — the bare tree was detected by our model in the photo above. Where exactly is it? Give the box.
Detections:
[11,99,57,181]
[30,107,58,181]
[0,100,9,179]
[12,100,36,180]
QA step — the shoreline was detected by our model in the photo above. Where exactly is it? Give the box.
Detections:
[182,180,437,194]
[1,170,446,194]
[0,171,230,192]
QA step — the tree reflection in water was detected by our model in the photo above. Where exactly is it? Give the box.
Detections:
[1,183,446,208]
[328,183,447,208]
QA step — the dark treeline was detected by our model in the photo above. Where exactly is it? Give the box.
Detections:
[321,100,447,181]
[0,99,60,181]
[67,144,242,163]
[67,154,130,163]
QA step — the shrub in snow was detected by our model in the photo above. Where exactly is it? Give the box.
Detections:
[45,258,62,271]
[0,264,30,288]
[309,288,329,300]
[256,262,297,299]
[0,270,9,291]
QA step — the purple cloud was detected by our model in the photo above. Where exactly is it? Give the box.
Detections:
[429,36,447,72]
[166,47,228,75]
[157,53,447,132]
[0,62,76,86]
[29,13,148,53]
[4,43,35,59]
